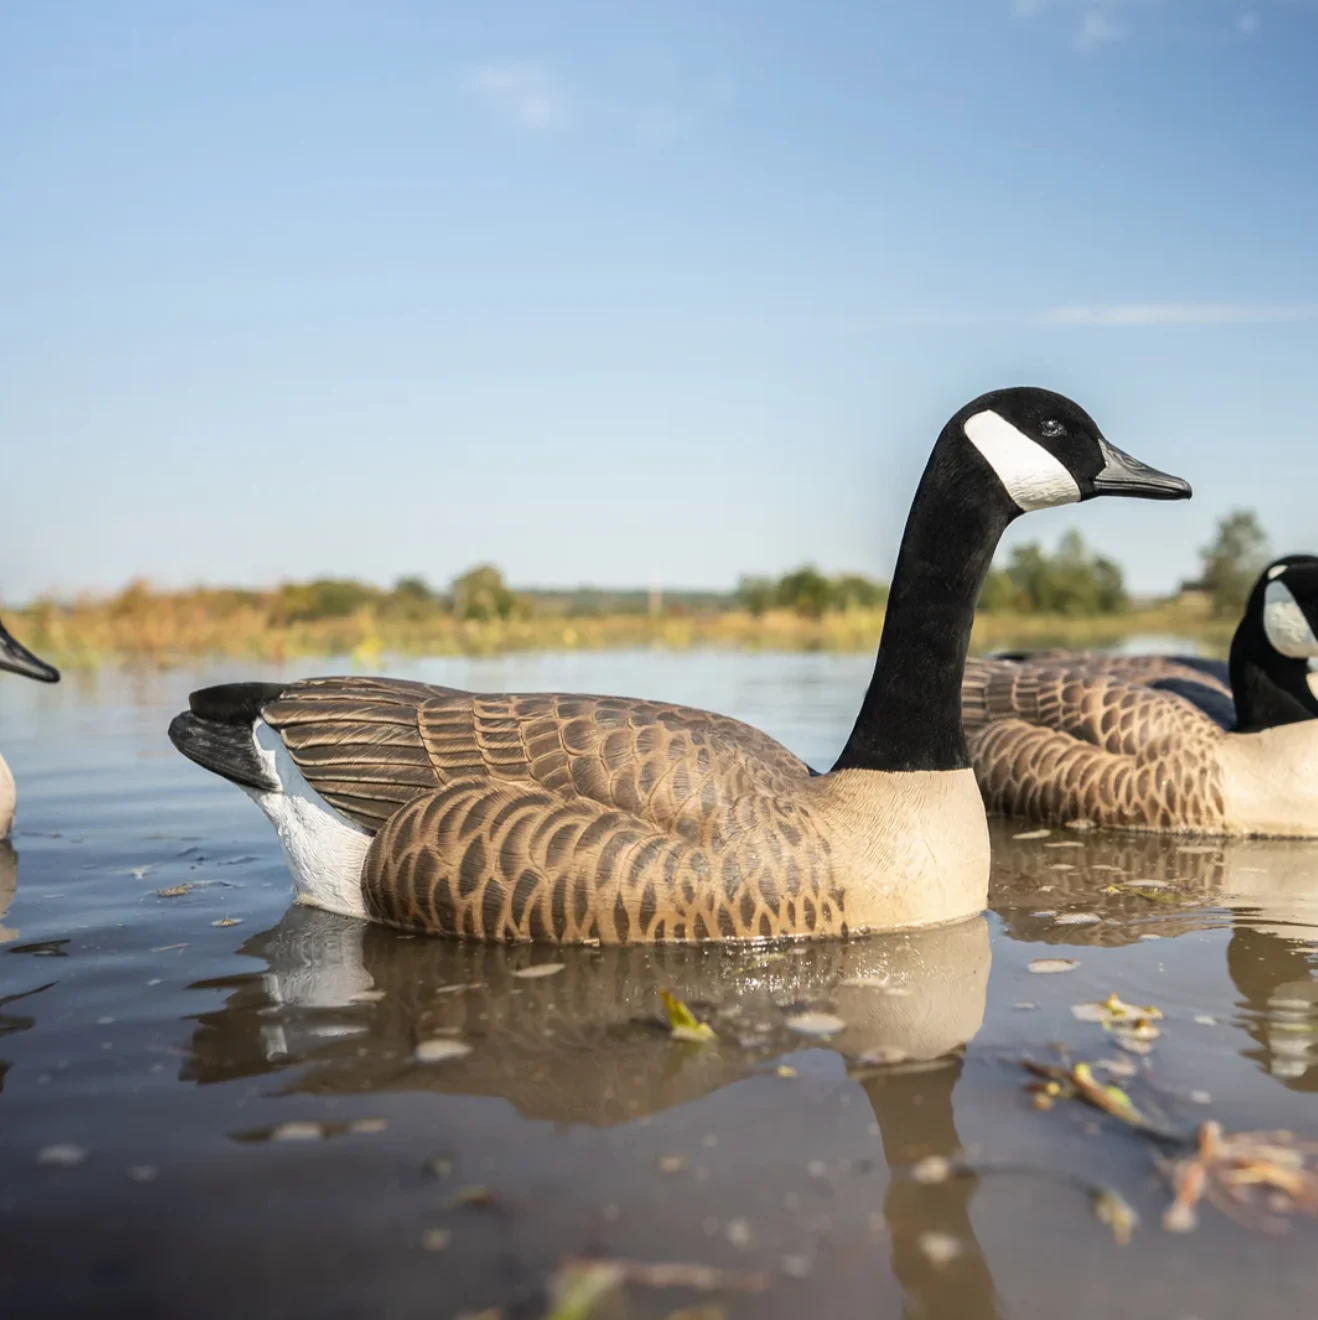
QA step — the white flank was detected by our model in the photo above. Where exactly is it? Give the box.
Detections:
[242,720,371,918]
[1263,581,1318,659]
[963,410,1081,512]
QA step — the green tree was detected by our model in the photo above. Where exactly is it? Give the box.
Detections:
[977,531,1128,616]
[1199,509,1270,617]
[736,576,775,617]
[774,565,834,619]
[451,564,519,621]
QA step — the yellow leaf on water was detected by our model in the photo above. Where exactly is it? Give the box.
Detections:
[660,990,717,1043]
[543,1262,625,1320]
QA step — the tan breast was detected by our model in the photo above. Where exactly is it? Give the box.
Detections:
[806,768,990,932]
[1219,723,1318,838]
[0,752,14,841]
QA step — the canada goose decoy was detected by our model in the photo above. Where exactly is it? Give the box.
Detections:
[0,618,60,839]
[168,387,1189,942]
[963,556,1318,836]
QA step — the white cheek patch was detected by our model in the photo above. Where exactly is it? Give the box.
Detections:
[963,410,1082,512]
[1308,669,1318,704]
[242,720,372,919]
[1263,580,1318,659]
[1268,564,1287,580]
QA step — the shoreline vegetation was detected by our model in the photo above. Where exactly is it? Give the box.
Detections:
[11,578,1234,670]
[10,514,1268,668]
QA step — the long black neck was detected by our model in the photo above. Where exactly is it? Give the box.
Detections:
[833,437,1016,773]
[1229,603,1318,733]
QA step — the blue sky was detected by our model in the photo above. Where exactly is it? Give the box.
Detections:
[2,0,1315,601]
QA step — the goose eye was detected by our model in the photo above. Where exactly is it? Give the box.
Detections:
[1040,419,1065,438]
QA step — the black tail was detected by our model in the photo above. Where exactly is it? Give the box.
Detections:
[168,683,289,792]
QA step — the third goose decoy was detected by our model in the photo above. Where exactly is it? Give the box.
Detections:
[963,556,1318,835]
[168,387,1189,942]
[0,617,60,840]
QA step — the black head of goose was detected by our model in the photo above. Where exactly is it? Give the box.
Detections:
[1229,555,1318,733]
[0,616,60,840]
[169,387,1189,943]
[964,554,1318,837]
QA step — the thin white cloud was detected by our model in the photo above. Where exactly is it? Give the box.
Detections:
[1042,302,1318,326]
[1074,11,1128,50]
[466,63,568,133]
[1013,0,1050,14]
[1237,11,1260,35]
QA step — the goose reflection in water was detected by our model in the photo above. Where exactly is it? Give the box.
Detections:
[182,907,1004,1319]
[989,822,1318,1090]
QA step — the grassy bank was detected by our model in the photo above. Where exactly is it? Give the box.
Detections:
[8,588,1232,669]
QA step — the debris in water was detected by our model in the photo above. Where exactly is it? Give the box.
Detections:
[451,1185,497,1209]
[1091,1187,1139,1245]
[1194,1014,1218,1026]
[1021,1060,1155,1132]
[512,963,566,979]
[660,990,717,1043]
[1013,1002,1040,1011]
[1071,993,1163,1028]
[415,1039,472,1064]
[910,1155,953,1184]
[724,1218,754,1249]
[916,1232,963,1267]
[37,1143,87,1167]
[775,1065,798,1078]
[1013,829,1051,840]
[211,918,242,928]
[785,1011,845,1039]
[1054,912,1101,926]
[350,989,386,1003]
[155,884,193,898]
[1028,958,1079,974]
[271,1121,324,1142]
[655,1154,688,1175]
[421,1227,451,1252]
[544,1257,772,1319]
[1161,1122,1318,1234]
[348,1118,388,1134]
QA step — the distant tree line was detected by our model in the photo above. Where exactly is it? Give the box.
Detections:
[735,566,889,619]
[68,507,1277,629]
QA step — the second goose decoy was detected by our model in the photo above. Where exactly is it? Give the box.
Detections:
[963,556,1318,835]
[0,618,60,840]
[168,387,1189,942]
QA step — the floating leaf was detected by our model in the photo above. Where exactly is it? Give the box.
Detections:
[1028,958,1079,974]
[156,884,193,898]
[544,1262,624,1320]
[1092,1187,1139,1245]
[660,990,717,1043]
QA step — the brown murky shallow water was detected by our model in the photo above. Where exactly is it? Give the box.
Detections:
[3,652,1318,1319]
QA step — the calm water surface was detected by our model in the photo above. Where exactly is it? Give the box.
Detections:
[2,651,1317,1319]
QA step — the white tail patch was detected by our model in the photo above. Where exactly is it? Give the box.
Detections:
[242,721,371,919]
[963,410,1081,512]
[1264,580,1318,659]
